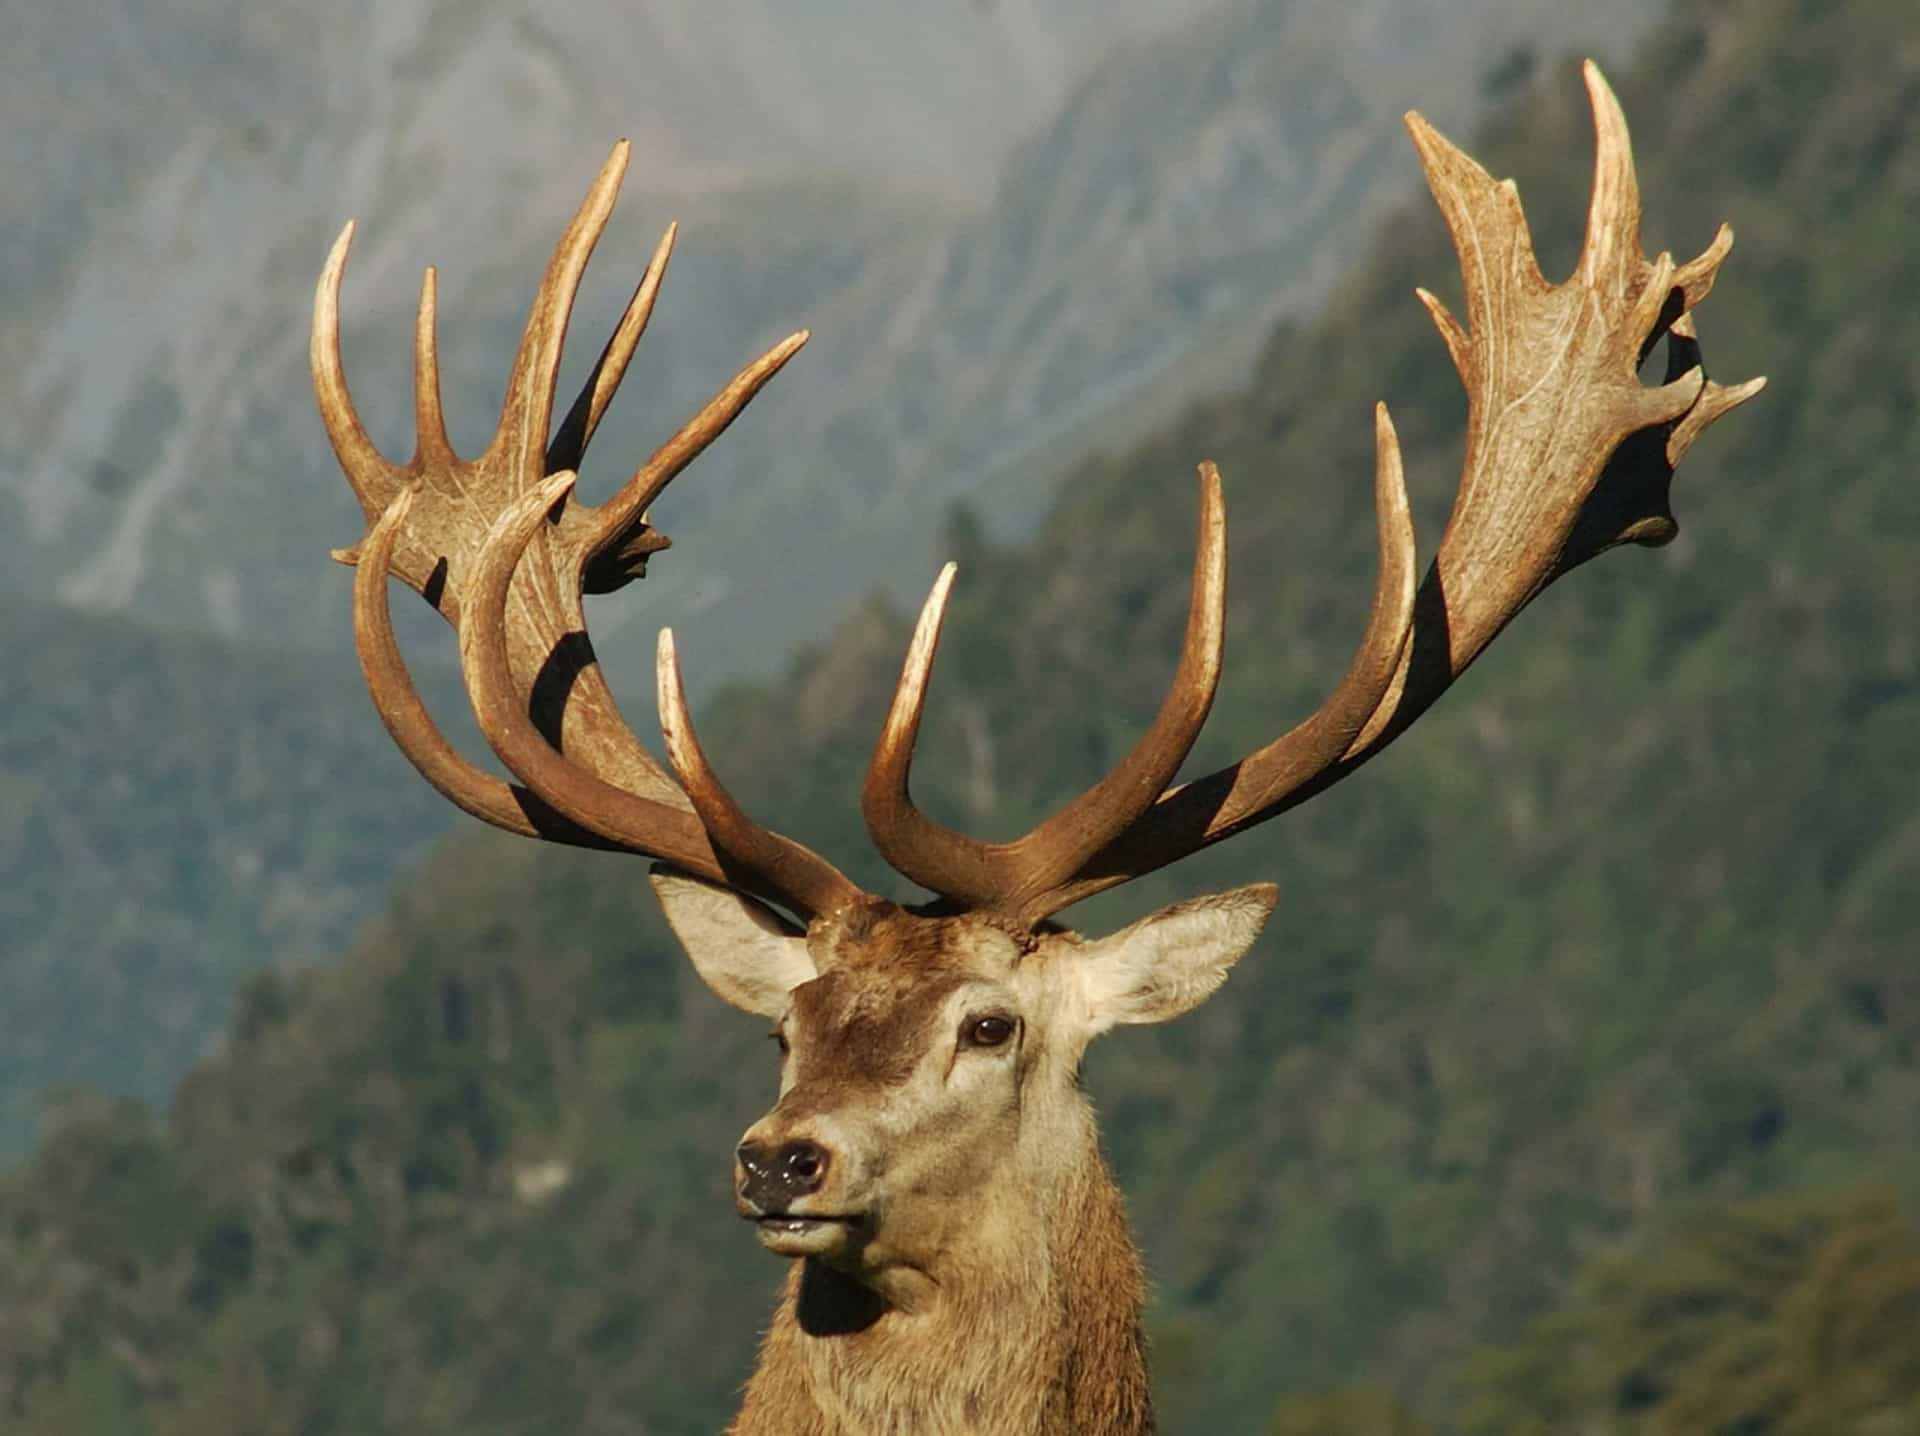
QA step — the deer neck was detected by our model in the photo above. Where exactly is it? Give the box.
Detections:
[728,1124,1152,1435]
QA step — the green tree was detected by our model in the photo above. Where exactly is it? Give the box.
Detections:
[1460,1189,1920,1435]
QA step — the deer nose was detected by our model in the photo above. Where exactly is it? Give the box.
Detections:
[736,1138,831,1209]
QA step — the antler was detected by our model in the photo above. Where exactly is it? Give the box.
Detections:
[312,142,864,921]
[314,65,1760,937]
[865,61,1764,923]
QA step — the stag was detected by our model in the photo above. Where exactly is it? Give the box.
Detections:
[312,62,1761,1435]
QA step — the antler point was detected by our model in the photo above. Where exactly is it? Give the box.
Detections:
[536,469,579,507]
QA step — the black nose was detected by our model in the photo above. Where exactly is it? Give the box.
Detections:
[737,1138,831,1209]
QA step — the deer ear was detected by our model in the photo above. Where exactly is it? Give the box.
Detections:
[1075,884,1278,1035]
[650,867,818,1018]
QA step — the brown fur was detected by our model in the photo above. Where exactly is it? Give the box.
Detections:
[726,903,1156,1434]
[727,1113,1152,1435]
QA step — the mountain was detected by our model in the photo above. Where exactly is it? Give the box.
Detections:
[0,0,1663,672]
[0,0,1189,639]
[0,0,1669,1154]
[1,0,1913,1428]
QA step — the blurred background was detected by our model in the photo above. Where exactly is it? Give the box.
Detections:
[1,0,1915,1430]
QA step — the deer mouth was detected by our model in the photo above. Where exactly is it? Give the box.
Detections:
[750,1211,862,1258]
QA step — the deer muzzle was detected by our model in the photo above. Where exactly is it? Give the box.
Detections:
[735,1133,865,1259]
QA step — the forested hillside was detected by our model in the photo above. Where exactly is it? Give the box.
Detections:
[1,0,1914,1430]
[0,605,445,1155]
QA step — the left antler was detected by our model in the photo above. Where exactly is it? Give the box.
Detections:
[864,61,1764,924]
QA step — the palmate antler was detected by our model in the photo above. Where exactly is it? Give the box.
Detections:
[314,62,1760,933]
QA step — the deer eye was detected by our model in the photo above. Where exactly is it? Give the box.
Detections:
[961,1014,1017,1050]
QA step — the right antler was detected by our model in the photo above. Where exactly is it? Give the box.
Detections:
[312,142,864,921]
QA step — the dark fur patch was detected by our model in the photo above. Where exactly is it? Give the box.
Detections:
[787,967,970,1090]
[785,904,1009,1094]
[794,1258,885,1337]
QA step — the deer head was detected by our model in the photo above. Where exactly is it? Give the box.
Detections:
[656,870,1273,1289]
[311,61,1761,1434]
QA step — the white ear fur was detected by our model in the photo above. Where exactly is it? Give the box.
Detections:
[649,868,818,1018]
[1075,883,1278,1035]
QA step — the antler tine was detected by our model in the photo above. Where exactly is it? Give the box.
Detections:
[547,221,677,476]
[1011,461,1226,907]
[489,140,632,481]
[658,627,867,919]
[1663,312,1768,471]
[579,329,811,595]
[1200,403,1417,823]
[1570,61,1723,347]
[312,222,405,526]
[413,266,456,467]
[864,466,1227,922]
[862,562,986,903]
[1035,405,1417,913]
[862,561,959,882]
[1576,57,1642,306]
